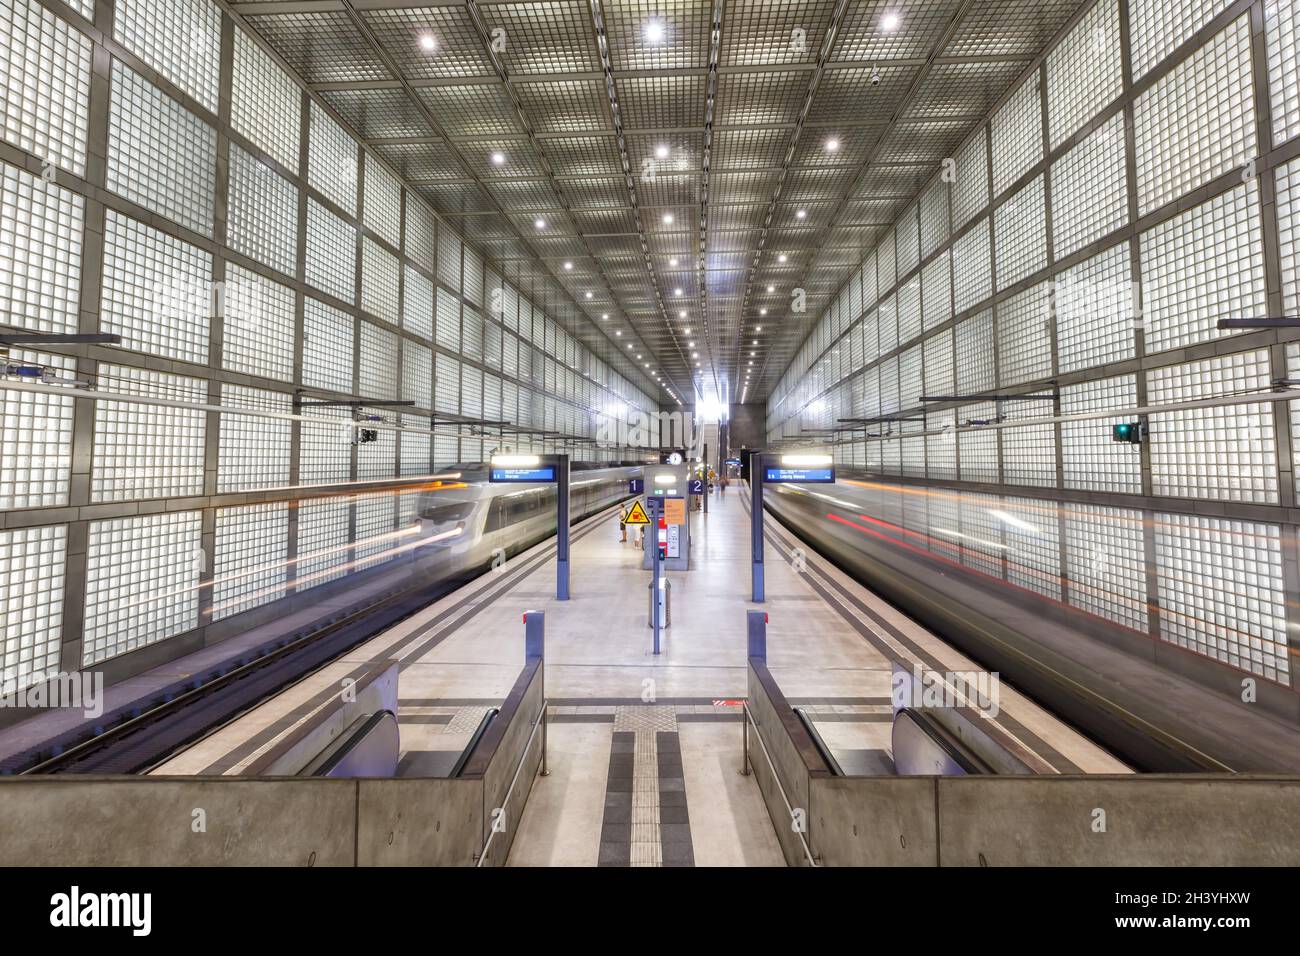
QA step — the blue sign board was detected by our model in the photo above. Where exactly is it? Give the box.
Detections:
[763,466,835,484]
[688,478,705,494]
[629,477,644,494]
[490,465,558,483]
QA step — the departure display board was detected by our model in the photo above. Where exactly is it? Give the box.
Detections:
[489,465,557,483]
[763,466,835,483]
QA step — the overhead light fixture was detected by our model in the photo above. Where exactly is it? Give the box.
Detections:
[615,330,622,336]
[825,137,840,152]
[585,291,593,299]
[691,351,698,358]
[683,327,691,334]
[778,254,787,264]
[752,340,757,345]
[755,325,762,332]
[419,33,437,51]
[645,19,666,44]
[781,454,833,467]
[669,257,679,266]
[655,144,670,159]
[534,218,546,230]
[759,308,767,316]
[796,209,807,219]
[663,213,674,225]
[602,314,609,320]
[881,12,900,30]
[491,151,506,165]
[766,284,775,293]
[637,354,642,359]
[687,341,695,347]
[492,454,540,468]
[675,288,683,296]
[563,261,573,270]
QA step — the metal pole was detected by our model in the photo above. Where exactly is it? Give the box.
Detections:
[703,442,709,514]
[751,453,765,602]
[556,454,570,600]
[747,609,767,660]
[652,496,662,654]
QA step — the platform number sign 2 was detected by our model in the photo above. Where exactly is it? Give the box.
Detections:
[688,477,705,495]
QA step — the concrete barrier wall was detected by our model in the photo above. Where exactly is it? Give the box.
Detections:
[0,777,490,866]
[0,664,550,866]
[807,767,1300,866]
[746,663,1300,866]
[472,661,546,867]
[746,661,832,866]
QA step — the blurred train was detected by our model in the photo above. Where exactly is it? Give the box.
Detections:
[411,463,643,574]
[762,476,1300,773]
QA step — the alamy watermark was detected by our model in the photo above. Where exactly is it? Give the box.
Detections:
[891,663,1000,718]
[0,669,104,719]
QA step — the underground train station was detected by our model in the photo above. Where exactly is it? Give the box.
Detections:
[0,0,1296,934]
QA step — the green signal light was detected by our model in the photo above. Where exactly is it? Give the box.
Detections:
[1111,422,1142,444]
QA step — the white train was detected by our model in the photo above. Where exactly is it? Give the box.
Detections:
[412,463,644,574]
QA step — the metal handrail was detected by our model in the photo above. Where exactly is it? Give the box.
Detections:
[474,698,548,868]
[451,708,501,778]
[792,707,844,776]
[742,704,820,867]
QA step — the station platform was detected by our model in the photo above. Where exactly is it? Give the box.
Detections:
[153,484,1126,865]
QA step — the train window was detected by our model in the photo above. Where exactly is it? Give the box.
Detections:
[485,498,509,533]
[420,501,475,525]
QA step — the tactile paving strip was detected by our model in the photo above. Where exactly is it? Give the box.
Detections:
[598,706,694,867]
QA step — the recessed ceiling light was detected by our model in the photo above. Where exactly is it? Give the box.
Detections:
[766,284,775,293]
[777,254,787,263]
[419,33,437,51]
[615,330,622,336]
[602,314,609,320]
[655,144,670,159]
[691,351,698,358]
[750,351,756,357]
[796,209,807,220]
[759,308,767,316]
[882,12,901,30]
[534,218,546,230]
[627,343,633,348]
[637,354,642,359]
[675,288,683,296]
[695,362,700,368]
[752,340,757,345]
[755,325,762,332]
[683,327,691,334]
[748,361,754,366]
[645,19,666,44]
[669,257,678,266]
[687,341,695,347]
[662,213,674,225]
[585,291,593,299]
[825,137,840,152]
[644,363,650,368]
[563,261,573,270]
[491,151,506,165]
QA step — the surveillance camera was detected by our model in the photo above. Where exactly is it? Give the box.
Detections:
[870,70,881,86]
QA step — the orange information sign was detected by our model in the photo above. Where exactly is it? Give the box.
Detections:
[664,497,686,526]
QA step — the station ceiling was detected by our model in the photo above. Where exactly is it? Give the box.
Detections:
[233,0,1091,405]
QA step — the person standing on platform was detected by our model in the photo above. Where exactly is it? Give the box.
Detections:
[619,503,628,542]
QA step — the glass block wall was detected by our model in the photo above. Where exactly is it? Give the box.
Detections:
[766,0,1300,688]
[0,0,655,687]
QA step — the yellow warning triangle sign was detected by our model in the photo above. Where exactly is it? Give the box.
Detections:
[624,500,650,525]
